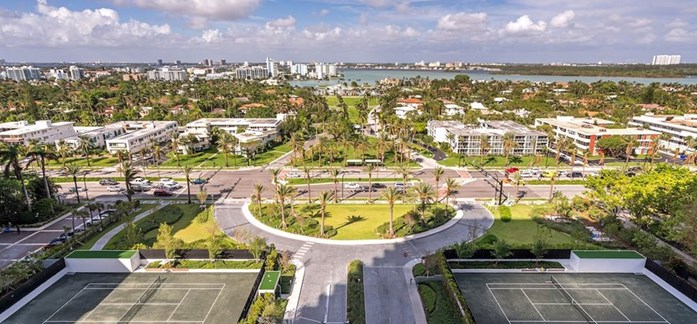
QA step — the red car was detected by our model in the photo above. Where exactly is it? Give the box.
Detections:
[505,167,520,174]
[153,189,173,197]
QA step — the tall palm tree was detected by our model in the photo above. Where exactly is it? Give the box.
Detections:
[252,184,266,215]
[170,132,182,166]
[555,137,571,165]
[0,144,32,211]
[218,132,233,167]
[381,186,400,237]
[152,143,163,178]
[139,147,150,177]
[73,208,90,232]
[117,161,139,202]
[302,166,312,202]
[363,164,375,203]
[329,168,340,203]
[395,164,411,203]
[55,139,71,167]
[624,137,639,168]
[502,132,518,166]
[318,191,334,236]
[269,168,282,186]
[548,171,557,202]
[443,178,459,209]
[432,166,444,201]
[412,183,435,220]
[26,144,58,200]
[183,166,193,204]
[274,183,294,229]
[479,135,491,164]
[76,135,94,167]
[64,164,83,204]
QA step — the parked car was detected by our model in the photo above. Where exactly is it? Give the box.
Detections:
[68,187,87,193]
[191,178,207,185]
[132,184,151,192]
[130,177,150,186]
[159,178,176,185]
[153,189,173,197]
[163,183,182,190]
[568,171,584,179]
[371,183,386,189]
[99,179,118,186]
[106,185,125,192]
[344,182,362,191]
[520,171,536,178]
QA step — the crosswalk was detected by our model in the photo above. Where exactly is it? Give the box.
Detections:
[292,241,314,262]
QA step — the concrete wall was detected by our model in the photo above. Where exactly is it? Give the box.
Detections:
[570,254,646,273]
[66,254,140,273]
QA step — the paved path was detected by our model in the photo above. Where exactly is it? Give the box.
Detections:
[214,199,493,324]
[90,202,167,250]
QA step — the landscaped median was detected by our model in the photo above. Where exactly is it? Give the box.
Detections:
[283,177,409,185]
[347,260,366,324]
[144,259,263,270]
[413,253,476,324]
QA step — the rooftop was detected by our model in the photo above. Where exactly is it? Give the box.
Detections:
[572,250,644,259]
[537,116,660,136]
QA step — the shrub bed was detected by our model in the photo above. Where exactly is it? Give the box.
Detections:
[146,260,262,269]
[447,261,564,269]
[418,281,460,324]
[376,206,455,237]
[347,260,365,324]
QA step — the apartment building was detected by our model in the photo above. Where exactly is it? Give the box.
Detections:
[0,120,76,146]
[535,116,660,155]
[60,124,127,150]
[106,121,178,154]
[427,120,548,156]
[181,115,284,156]
[629,114,697,153]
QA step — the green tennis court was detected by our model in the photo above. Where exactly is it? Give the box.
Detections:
[5,272,259,324]
[455,273,697,324]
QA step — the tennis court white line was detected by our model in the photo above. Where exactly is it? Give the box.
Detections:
[596,289,631,322]
[490,287,630,291]
[167,289,191,322]
[116,277,160,323]
[80,284,125,321]
[488,282,628,287]
[98,303,182,306]
[621,286,671,324]
[201,283,225,324]
[508,321,670,323]
[521,289,545,322]
[486,283,512,324]
[532,303,613,306]
[84,287,222,290]
[44,321,203,323]
[43,285,91,324]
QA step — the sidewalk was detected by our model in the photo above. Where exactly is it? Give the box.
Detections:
[90,202,167,250]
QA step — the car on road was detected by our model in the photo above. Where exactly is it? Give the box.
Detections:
[520,170,536,178]
[159,178,176,185]
[132,184,151,192]
[153,189,173,197]
[68,187,87,193]
[45,239,63,248]
[106,185,125,192]
[344,182,363,191]
[191,178,207,185]
[371,183,386,189]
[99,179,118,186]
[568,171,584,179]
[163,183,182,190]
[130,177,150,186]
[394,182,411,192]
[516,190,527,199]
[287,172,302,178]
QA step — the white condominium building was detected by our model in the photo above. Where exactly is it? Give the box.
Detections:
[147,67,187,81]
[236,66,269,80]
[185,115,283,136]
[427,120,548,156]
[0,120,76,146]
[535,116,660,155]
[60,124,127,150]
[106,121,178,154]
[629,114,697,153]
[5,66,41,82]
[652,55,681,65]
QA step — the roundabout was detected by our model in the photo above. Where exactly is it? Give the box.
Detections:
[214,198,495,324]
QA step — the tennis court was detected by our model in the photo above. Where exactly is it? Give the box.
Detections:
[455,273,697,324]
[5,272,259,324]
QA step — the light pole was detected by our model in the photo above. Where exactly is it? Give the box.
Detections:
[341,173,346,201]
[82,171,90,201]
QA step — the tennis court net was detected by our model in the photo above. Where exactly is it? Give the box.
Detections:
[119,276,166,322]
[550,276,595,323]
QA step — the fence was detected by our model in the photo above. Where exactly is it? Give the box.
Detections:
[444,249,572,260]
[0,259,66,314]
[138,249,254,260]
[238,251,267,323]
[645,259,697,303]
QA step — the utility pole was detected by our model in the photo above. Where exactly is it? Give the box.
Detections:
[470,162,507,205]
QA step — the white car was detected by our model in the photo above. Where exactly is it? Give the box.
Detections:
[159,178,176,185]
[520,171,536,178]
[344,183,363,191]
[107,185,125,192]
[287,172,303,178]
[163,183,182,190]
[130,177,150,186]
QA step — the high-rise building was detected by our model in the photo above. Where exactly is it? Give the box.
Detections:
[313,63,338,79]
[69,66,84,81]
[147,66,187,81]
[220,59,226,66]
[5,66,41,82]
[291,64,309,76]
[49,69,69,80]
[652,55,681,65]
[266,57,277,78]
[175,60,182,65]
[236,66,269,80]
[157,59,163,66]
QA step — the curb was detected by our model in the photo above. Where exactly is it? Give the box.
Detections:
[404,259,428,324]
[283,260,305,322]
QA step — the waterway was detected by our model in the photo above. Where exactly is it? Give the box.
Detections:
[288,69,697,87]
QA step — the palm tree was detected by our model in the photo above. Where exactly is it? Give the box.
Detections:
[269,168,282,186]
[64,164,83,204]
[329,168,340,203]
[581,150,590,172]
[76,135,94,167]
[318,191,334,236]
[443,178,459,209]
[117,161,139,202]
[0,144,32,211]
[624,137,639,168]
[432,166,444,201]
[139,147,150,177]
[26,144,58,200]
[218,133,233,167]
[55,139,71,167]
[152,143,163,178]
[555,137,572,165]
[252,184,265,215]
[302,166,312,202]
[73,208,90,232]
[512,171,523,198]
[396,164,411,203]
[275,183,294,229]
[170,133,182,166]
[479,135,491,164]
[363,164,375,203]
[290,133,300,162]
[412,183,435,221]
[183,166,193,204]
[502,132,518,166]
[548,171,557,202]
[382,187,400,237]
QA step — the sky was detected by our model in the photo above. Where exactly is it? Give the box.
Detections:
[0,0,695,63]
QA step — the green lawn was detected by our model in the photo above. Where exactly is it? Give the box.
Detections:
[47,155,120,168]
[289,136,420,168]
[160,142,292,168]
[326,96,379,123]
[67,250,137,259]
[438,155,553,167]
[483,204,585,246]
[322,204,414,239]
[173,207,236,246]
[78,204,158,250]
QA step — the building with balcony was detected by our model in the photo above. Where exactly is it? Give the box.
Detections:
[105,121,178,154]
[0,120,76,146]
[535,116,660,155]
[629,114,697,154]
[428,120,548,156]
[59,124,127,150]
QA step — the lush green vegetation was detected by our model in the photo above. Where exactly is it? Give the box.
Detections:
[288,135,420,167]
[493,64,697,78]
[438,155,547,167]
[145,260,262,269]
[347,260,366,324]
[284,177,405,185]
[161,142,292,168]
[47,155,120,168]
[77,204,157,250]
[418,281,461,324]
[447,261,564,269]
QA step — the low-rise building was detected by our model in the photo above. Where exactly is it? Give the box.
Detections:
[428,120,548,156]
[629,114,697,153]
[535,116,660,155]
[182,115,285,156]
[106,121,178,154]
[0,120,76,146]
[60,124,127,150]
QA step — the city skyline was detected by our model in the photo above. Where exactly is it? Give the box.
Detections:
[0,0,695,63]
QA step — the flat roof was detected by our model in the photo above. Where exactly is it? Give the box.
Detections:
[572,250,644,259]
[66,250,137,259]
[259,270,281,291]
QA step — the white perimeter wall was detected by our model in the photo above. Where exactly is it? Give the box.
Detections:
[570,254,646,272]
[66,254,140,273]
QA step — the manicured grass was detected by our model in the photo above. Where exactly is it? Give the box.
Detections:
[284,177,405,185]
[438,155,554,167]
[66,250,136,259]
[347,260,366,324]
[326,96,379,124]
[146,260,263,269]
[418,281,460,324]
[172,207,235,246]
[573,250,644,259]
[161,142,292,168]
[482,204,584,247]
[447,261,564,269]
[524,179,586,185]
[52,176,185,183]
[78,204,158,250]
[260,271,281,290]
[47,155,120,168]
[322,204,414,240]
[289,136,419,168]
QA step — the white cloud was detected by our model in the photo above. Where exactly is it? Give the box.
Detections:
[113,0,260,20]
[317,9,330,16]
[501,15,547,36]
[627,18,652,28]
[267,16,296,29]
[436,12,488,31]
[0,0,171,47]
[550,10,575,28]
[198,29,222,43]
[665,28,697,42]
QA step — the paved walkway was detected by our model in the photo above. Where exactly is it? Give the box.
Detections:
[214,198,494,324]
[90,202,167,250]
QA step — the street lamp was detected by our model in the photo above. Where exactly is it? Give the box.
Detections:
[82,171,90,201]
[341,173,346,201]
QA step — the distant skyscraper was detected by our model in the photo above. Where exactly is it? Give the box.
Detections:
[69,66,84,81]
[5,66,40,82]
[175,60,182,65]
[266,57,277,78]
[220,59,226,66]
[291,64,308,76]
[157,59,163,66]
[147,66,187,81]
[652,55,681,65]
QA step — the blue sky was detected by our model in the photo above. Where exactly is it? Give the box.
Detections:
[0,0,695,63]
